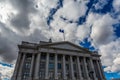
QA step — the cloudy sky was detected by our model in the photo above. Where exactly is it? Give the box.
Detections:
[0,0,120,79]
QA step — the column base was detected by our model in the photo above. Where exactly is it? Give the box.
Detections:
[55,77,58,80]
[78,77,83,80]
[63,77,67,80]
[87,77,91,80]
[11,76,16,80]
[34,79,39,80]
[76,79,83,80]
[34,76,39,80]
[28,77,32,80]
[45,77,49,80]
[94,78,98,80]
[17,76,22,80]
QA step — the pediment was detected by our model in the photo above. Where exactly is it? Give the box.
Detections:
[42,41,87,52]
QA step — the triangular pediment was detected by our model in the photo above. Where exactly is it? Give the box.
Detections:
[41,41,88,52]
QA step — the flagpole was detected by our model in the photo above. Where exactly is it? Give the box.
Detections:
[59,29,65,41]
[63,32,65,41]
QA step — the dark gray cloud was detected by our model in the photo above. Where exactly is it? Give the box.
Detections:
[11,13,30,30]
[0,22,18,63]
[0,36,17,63]
[0,22,47,63]
[25,29,47,43]
[10,0,37,32]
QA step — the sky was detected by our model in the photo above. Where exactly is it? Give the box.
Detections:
[0,0,120,80]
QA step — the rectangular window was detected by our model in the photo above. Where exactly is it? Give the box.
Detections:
[58,63,62,69]
[73,64,76,71]
[39,71,45,79]
[49,63,54,69]
[40,62,45,69]
[49,54,54,61]
[58,55,62,61]
[41,53,46,60]
[65,56,69,61]
[66,64,69,70]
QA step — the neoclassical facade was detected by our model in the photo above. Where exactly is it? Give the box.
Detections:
[11,41,106,80]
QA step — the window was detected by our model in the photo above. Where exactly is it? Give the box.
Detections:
[49,71,54,79]
[40,62,45,69]
[66,64,69,70]
[73,57,76,62]
[49,54,54,60]
[58,63,62,69]
[65,56,69,61]
[58,55,62,61]
[49,63,54,69]
[25,63,31,69]
[22,71,29,80]
[73,64,76,71]
[39,71,45,79]
[58,72,62,79]
[41,53,46,60]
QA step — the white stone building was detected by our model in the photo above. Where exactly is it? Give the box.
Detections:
[11,41,106,80]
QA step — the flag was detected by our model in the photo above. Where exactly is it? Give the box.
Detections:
[59,29,64,33]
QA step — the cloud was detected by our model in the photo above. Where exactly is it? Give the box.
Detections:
[0,22,18,63]
[94,0,109,10]
[56,0,88,21]
[90,13,117,47]
[0,63,14,80]
[76,24,91,41]
[9,0,38,33]
[112,0,120,20]
[0,21,48,63]
[100,38,120,72]
[76,13,101,42]
[113,0,120,13]
[39,0,58,9]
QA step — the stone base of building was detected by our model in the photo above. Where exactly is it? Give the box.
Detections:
[16,76,22,80]
[11,76,16,80]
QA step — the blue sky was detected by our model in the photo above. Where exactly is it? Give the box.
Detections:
[0,0,120,79]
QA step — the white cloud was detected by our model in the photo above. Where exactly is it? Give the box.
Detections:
[76,13,101,42]
[94,0,108,10]
[0,0,18,23]
[90,13,117,47]
[76,24,90,41]
[0,63,14,80]
[99,38,120,72]
[113,0,120,13]
[56,0,88,21]
[39,0,58,9]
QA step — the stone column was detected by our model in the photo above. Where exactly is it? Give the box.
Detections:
[17,53,26,80]
[35,53,41,80]
[70,56,75,80]
[98,60,106,80]
[55,53,58,80]
[62,55,67,80]
[89,58,97,80]
[77,56,83,80]
[11,53,22,80]
[45,53,49,80]
[29,54,35,80]
[83,57,90,80]
[96,60,103,80]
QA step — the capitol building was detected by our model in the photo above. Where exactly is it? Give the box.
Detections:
[11,40,106,80]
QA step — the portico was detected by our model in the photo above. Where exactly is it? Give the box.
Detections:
[11,41,106,80]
